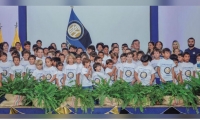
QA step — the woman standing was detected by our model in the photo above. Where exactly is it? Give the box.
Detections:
[146,41,155,55]
[172,40,183,54]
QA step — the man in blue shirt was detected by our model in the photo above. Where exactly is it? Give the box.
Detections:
[185,37,200,64]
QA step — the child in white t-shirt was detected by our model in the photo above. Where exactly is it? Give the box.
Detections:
[194,54,200,78]
[135,55,155,86]
[0,52,12,81]
[81,58,93,90]
[32,60,44,81]
[92,63,106,85]
[116,53,126,80]
[170,57,180,84]
[43,57,57,84]
[59,53,66,67]
[36,48,45,67]
[56,62,66,87]
[25,55,36,78]
[9,56,25,80]
[105,59,117,85]
[64,54,79,87]
[93,56,105,74]
[179,52,195,82]
[120,52,136,84]
[157,48,176,84]
[20,50,30,69]
[150,48,161,84]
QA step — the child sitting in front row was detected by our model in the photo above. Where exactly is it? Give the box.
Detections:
[9,56,25,80]
[134,55,155,86]
[105,59,117,85]
[92,63,106,85]
[32,60,44,81]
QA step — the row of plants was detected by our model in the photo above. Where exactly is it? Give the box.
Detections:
[0,73,200,113]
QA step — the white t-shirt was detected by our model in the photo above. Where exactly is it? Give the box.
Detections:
[92,71,106,85]
[151,59,160,78]
[56,70,66,87]
[179,62,195,81]
[195,62,200,78]
[25,64,36,74]
[135,64,155,86]
[20,60,30,69]
[157,58,175,81]
[32,69,44,81]
[120,62,136,82]
[9,65,25,78]
[174,66,180,76]
[80,67,92,87]
[43,66,57,83]
[7,52,13,63]
[105,67,115,85]
[0,61,12,80]
[64,64,78,87]
[116,62,123,80]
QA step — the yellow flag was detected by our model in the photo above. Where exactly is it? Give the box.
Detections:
[0,25,3,43]
[12,25,22,51]
[105,106,119,114]
[9,107,24,114]
[55,106,72,114]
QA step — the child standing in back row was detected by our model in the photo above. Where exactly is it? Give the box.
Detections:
[157,48,176,84]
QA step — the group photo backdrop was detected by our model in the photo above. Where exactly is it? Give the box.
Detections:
[0,6,200,51]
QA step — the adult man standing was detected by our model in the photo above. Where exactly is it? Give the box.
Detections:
[131,39,140,52]
[185,37,200,64]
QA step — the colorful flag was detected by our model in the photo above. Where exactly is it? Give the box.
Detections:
[66,8,92,50]
[0,24,3,43]
[12,24,22,51]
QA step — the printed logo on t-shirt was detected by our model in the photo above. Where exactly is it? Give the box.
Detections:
[164,67,171,74]
[46,74,52,80]
[154,66,158,72]
[2,70,7,76]
[140,72,147,79]
[67,72,74,79]
[125,70,132,77]
[185,70,191,77]
[95,78,100,84]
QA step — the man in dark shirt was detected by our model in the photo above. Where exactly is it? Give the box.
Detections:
[185,37,200,64]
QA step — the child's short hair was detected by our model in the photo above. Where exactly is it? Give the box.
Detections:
[87,45,95,52]
[43,47,48,51]
[153,48,161,54]
[120,53,127,58]
[66,53,76,64]
[137,51,145,56]
[48,46,55,51]
[103,45,109,49]
[122,43,128,47]
[55,50,61,55]
[126,52,133,57]
[36,40,42,43]
[12,50,20,57]
[13,56,20,61]
[110,53,119,59]
[22,50,31,56]
[183,52,190,57]
[62,48,68,52]
[82,58,91,65]
[35,59,43,66]
[61,42,66,47]
[32,44,38,49]
[96,42,104,49]
[89,51,97,58]
[132,50,137,57]
[15,42,21,46]
[47,51,55,56]
[56,61,63,68]
[112,46,119,51]
[162,48,171,53]
[141,55,150,62]
[81,53,89,59]
[94,56,102,62]
[28,55,36,60]
[36,47,43,52]
[2,52,7,57]
[9,47,17,52]
[170,54,178,61]
[106,59,113,65]
[59,53,65,57]
[24,41,31,46]
[197,53,200,59]
[98,51,104,55]
[76,54,81,59]
[178,53,183,57]
[45,57,52,61]
[52,57,61,62]
[93,63,102,71]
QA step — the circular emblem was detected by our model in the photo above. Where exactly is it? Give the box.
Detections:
[140,72,147,79]
[67,21,84,40]
[3,70,7,76]
[125,70,132,77]
[60,77,63,84]
[154,67,158,72]
[46,74,52,80]
[164,67,171,74]
[67,72,74,79]
[185,70,191,77]
[95,78,100,84]
[39,76,43,80]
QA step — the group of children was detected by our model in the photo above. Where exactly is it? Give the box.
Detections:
[0,40,199,90]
